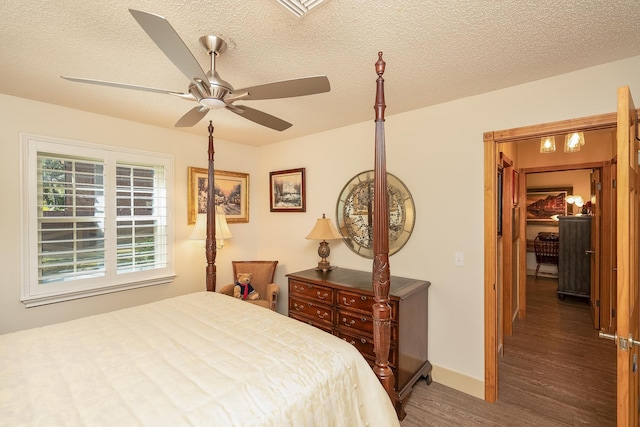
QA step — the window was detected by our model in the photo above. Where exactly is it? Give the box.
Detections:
[21,134,174,307]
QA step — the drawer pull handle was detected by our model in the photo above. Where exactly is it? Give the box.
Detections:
[293,285,302,292]
[342,318,356,327]
[292,303,305,311]
[316,310,329,319]
[342,297,355,306]
[343,338,367,346]
[317,291,329,300]
[360,296,367,301]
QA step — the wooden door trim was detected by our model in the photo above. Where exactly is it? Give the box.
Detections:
[484,131,498,402]
[484,111,624,402]
[500,154,514,338]
[521,161,609,174]
[491,112,619,142]
[615,86,638,426]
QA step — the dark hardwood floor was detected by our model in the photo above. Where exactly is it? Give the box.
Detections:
[400,276,616,426]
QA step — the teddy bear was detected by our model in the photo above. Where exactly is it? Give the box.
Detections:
[233,272,260,301]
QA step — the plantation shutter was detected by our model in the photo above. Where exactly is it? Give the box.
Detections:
[115,164,168,273]
[37,154,106,284]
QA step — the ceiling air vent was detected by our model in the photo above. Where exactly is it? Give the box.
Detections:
[276,0,331,18]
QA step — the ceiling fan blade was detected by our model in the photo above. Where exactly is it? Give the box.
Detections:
[129,9,210,90]
[61,76,190,98]
[226,105,292,131]
[175,106,209,127]
[227,76,330,102]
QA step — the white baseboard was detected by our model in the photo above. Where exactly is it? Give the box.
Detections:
[431,364,484,399]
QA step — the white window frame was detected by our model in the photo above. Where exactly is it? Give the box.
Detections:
[20,134,175,307]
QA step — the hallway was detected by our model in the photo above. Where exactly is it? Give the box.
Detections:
[401,276,616,426]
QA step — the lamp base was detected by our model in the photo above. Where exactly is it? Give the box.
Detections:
[315,259,335,273]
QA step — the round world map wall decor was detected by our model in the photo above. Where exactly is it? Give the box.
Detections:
[336,170,415,259]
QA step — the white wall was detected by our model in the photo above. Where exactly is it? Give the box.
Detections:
[254,55,640,396]
[0,93,260,334]
[2,54,639,398]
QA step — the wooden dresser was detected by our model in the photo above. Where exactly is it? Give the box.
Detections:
[286,267,431,417]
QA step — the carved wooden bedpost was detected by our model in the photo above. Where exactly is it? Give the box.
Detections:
[371,52,397,408]
[206,121,218,292]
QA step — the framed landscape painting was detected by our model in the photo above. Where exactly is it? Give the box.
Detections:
[188,167,249,224]
[525,186,572,224]
[269,168,306,212]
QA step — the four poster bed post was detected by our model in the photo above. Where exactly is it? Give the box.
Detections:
[205,121,217,292]
[371,52,397,407]
[203,52,400,414]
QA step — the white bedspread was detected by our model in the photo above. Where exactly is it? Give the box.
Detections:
[0,292,399,427]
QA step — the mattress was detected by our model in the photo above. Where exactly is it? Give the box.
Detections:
[0,291,400,426]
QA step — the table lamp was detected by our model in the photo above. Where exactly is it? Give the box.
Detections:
[306,213,342,272]
[190,206,233,249]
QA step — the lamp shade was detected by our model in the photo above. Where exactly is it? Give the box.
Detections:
[190,207,233,247]
[306,214,342,240]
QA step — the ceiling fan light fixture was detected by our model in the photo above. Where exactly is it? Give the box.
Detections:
[199,98,226,109]
[276,0,331,17]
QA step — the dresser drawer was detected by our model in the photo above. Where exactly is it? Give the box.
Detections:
[336,309,398,341]
[289,313,334,333]
[336,289,398,320]
[288,296,333,325]
[289,280,334,304]
[336,330,397,367]
[336,309,373,334]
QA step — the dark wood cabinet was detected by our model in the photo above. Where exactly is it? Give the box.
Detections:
[558,216,592,299]
[286,267,431,415]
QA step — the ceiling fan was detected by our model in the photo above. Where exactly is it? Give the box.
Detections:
[62,9,330,131]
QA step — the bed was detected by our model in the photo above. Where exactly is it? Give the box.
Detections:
[0,292,399,426]
[0,53,402,426]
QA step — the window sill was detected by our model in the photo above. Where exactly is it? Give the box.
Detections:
[21,274,176,308]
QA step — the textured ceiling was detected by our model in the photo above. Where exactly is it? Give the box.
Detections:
[2,1,640,146]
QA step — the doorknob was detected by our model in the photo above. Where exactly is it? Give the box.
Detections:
[600,332,617,341]
[599,332,640,350]
[585,250,595,254]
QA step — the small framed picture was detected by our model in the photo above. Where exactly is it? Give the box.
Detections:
[269,168,306,212]
[188,167,249,224]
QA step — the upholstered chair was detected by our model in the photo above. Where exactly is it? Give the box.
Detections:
[218,261,280,311]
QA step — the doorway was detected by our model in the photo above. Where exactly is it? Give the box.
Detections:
[483,112,620,402]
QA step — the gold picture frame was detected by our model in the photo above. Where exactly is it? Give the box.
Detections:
[188,167,249,224]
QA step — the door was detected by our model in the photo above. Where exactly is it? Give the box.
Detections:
[614,85,639,426]
[590,169,601,329]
